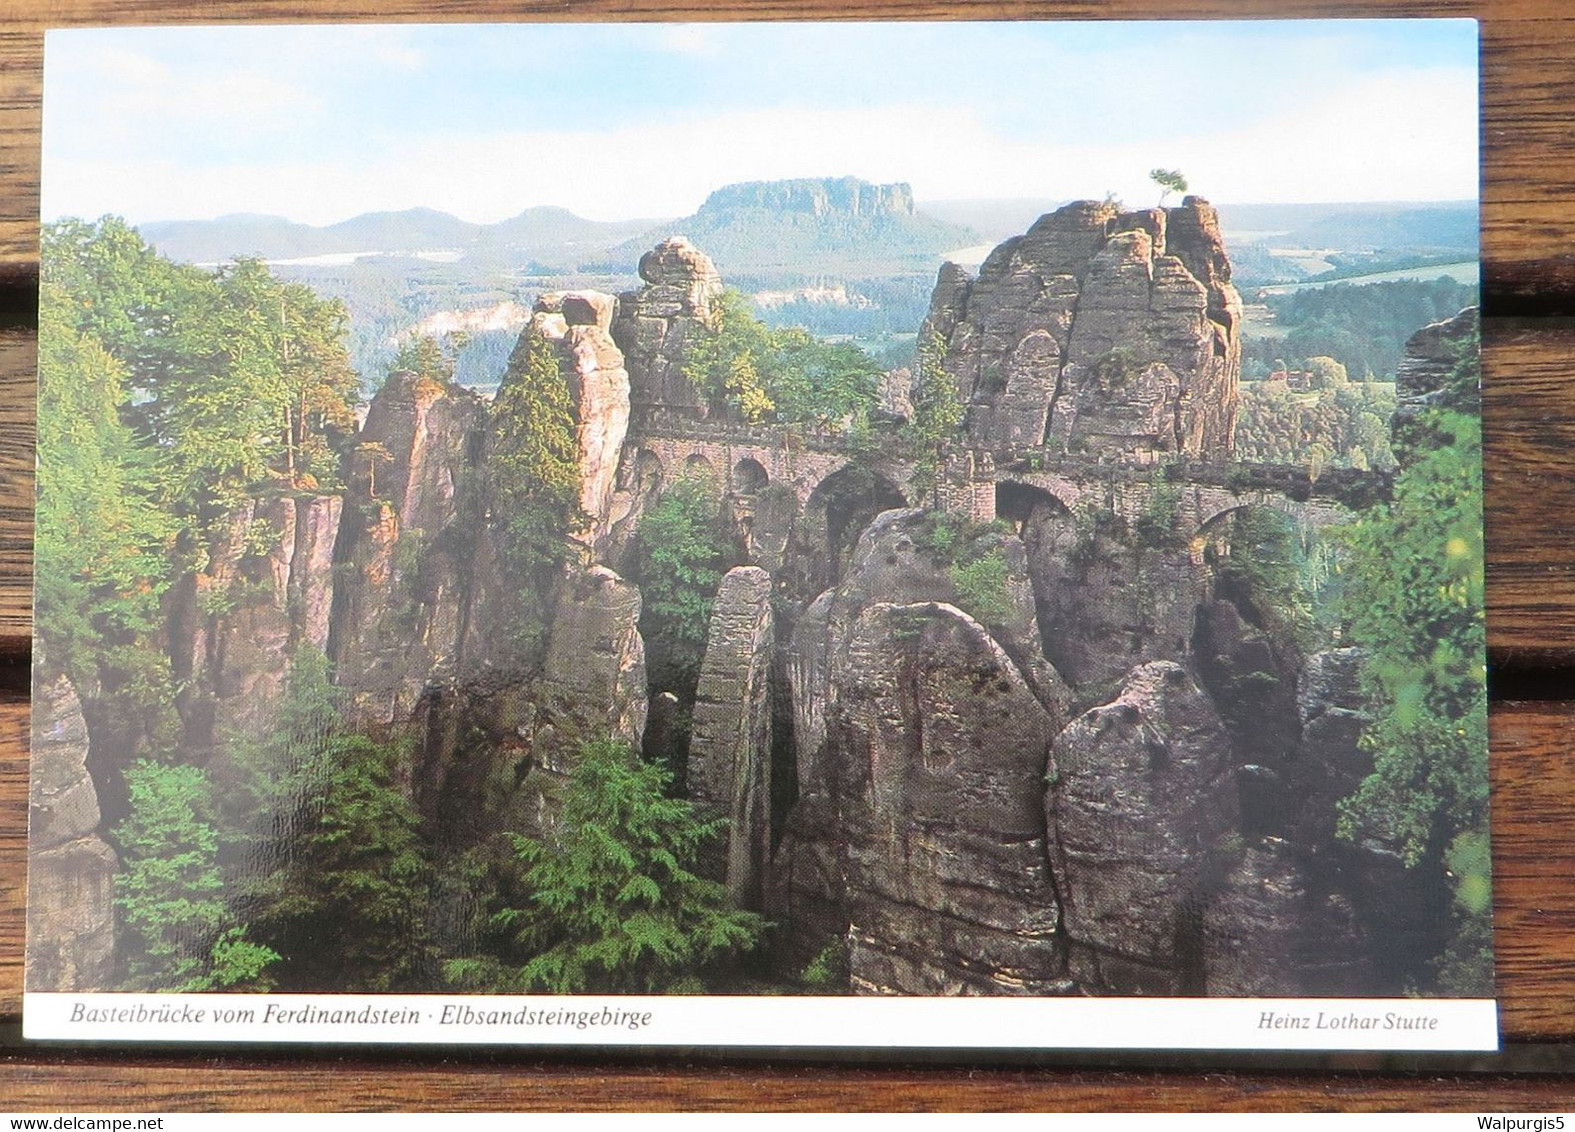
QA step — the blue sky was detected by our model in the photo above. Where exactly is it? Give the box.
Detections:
[41,20,1479,225]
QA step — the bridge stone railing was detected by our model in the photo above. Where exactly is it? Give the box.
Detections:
[629,416,1392,511]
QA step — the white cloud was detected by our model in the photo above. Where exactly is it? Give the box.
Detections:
[41,67,1479,226]
[46,43,319,142]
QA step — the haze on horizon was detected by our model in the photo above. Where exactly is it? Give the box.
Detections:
[41,20,1479,228]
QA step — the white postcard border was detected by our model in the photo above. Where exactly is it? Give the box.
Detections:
[24,993,1499,1051]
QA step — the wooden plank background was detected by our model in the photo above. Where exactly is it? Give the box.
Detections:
[1,0,1572,1111]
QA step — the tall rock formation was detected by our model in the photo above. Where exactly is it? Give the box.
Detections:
[510,565,649,837]
[689,566,775,904]
[332,369,485,726]
[528,291,631,541]
[771,510,1070,992]
[166,491,344,749]
[612,237,723,419]
[1046,661,1237,994]
[27,672,116,991]
[1393,305,1480,455]
[927,198,1241,462]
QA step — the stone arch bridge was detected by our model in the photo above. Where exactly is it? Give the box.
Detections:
[625,415,1390,553]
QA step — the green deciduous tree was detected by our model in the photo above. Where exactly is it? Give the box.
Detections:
[683,290,881,427]
[43,219,361,529]
[1336,331,1489,992]
[445,738,764,994]
[35,281,175,700]
[683,290,778,422]
[1151,168,1189,206]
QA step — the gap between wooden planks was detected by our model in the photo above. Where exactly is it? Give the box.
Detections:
[2,1056,1575,1112]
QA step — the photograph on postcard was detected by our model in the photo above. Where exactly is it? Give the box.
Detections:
[26,20,1492,1048]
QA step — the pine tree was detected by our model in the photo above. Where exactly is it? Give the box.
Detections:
[445,739,764,994]
[113,760,278,991]
[634,474,729,698]
[486,329,586,659]
[246,732,437,991]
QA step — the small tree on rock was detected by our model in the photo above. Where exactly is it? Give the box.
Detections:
[1151,168,1189,207]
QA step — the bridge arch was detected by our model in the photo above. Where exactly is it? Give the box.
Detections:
[1190,493,1350,565]
[683,452,716,478]
[732,456,769,494]
[799,465,909,592]
[995,479,1076,541]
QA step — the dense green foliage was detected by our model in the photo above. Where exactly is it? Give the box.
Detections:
[45,219,359,523]
[1336,407,1487,860]
[904,330,965,500]
[486,330,585,657]
[222,648,437,991]
[35,282,175,694]
[445,739,764,993]
[1336,334,1489,989]
[683,290,881,426]
[113,761,278,991]
[1243,278,1477,382]
[1234,378,1397,472]
[1210,508,1344,657]
[246,732,437,992]
[634,475,732,698]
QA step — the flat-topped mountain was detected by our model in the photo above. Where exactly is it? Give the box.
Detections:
[623,175,977,276]
[699,177,916,218]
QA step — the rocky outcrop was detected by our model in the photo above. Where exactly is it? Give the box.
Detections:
[514,566,648,835]
[1047,661,1237,993]
[1192,596,1301,822]
[1291,647,1373,843]
[928,199,1241,461]
[1016,498,1198,690]
[333,372,483,726]
[1394,305,1480,454]
[792,601,1065,994]
[167,492,344,745]
[689,566,775,903]
[523,295,632,539]
[27,672,116,991]
[809,509,1068,716]
[612,236,723,418]
[1201,839,1373,995]
[772,509,1071,992]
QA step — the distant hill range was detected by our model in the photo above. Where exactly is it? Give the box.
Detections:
[137,176,979,281]
[137,206,660,268]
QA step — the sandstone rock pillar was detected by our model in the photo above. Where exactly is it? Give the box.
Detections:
[689,566,775,906]
[27,672,116,991]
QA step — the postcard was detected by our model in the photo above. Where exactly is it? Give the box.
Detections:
[26,19,1493,1050]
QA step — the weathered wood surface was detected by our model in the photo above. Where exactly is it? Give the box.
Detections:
[2,1056,1575,1112]
[1,0,1572,1111]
